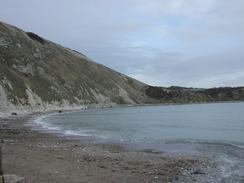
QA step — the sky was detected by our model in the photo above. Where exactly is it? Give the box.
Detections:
[0,0,244,88]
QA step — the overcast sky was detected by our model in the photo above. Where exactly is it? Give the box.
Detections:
[1,0,244,88]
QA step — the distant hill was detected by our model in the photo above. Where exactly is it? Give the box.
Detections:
[145,86,244,103]
[0,21,243,114]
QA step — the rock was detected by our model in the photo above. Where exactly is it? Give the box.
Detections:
[83,155,96,162]
[192,169,205,175]
[58,110,62,113]
[97,164,107,169]
[11,112,18,116]
[57,156,64,160]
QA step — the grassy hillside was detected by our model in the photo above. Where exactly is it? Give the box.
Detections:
[0,21,154,112]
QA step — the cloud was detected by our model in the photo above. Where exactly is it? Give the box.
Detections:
[0,0,243,87]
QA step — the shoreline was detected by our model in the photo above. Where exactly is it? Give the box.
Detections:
[29,104,244,152]
[1,109,244,182]
[1,100,243,119]
[0,112,211,183]
[31,108,244,153]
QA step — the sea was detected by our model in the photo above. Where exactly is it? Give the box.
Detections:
[33,102,244,182]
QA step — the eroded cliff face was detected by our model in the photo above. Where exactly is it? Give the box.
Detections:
[0,21,154,114]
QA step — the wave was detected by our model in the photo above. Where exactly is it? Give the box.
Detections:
[30,112,103,138]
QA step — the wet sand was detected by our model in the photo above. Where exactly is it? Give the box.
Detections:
[0,112,242,183]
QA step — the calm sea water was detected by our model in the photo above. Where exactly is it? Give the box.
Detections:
[36,102,244,146]
[34,102,244,182]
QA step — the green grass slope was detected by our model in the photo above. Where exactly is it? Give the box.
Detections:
[0,21,154,111]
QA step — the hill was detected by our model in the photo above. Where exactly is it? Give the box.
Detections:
[0,21,155,114]
[0,21,243,115]
[145,86,244,103]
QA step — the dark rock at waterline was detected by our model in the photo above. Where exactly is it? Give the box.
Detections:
[191,169,205,175]
[11,112,18,116]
